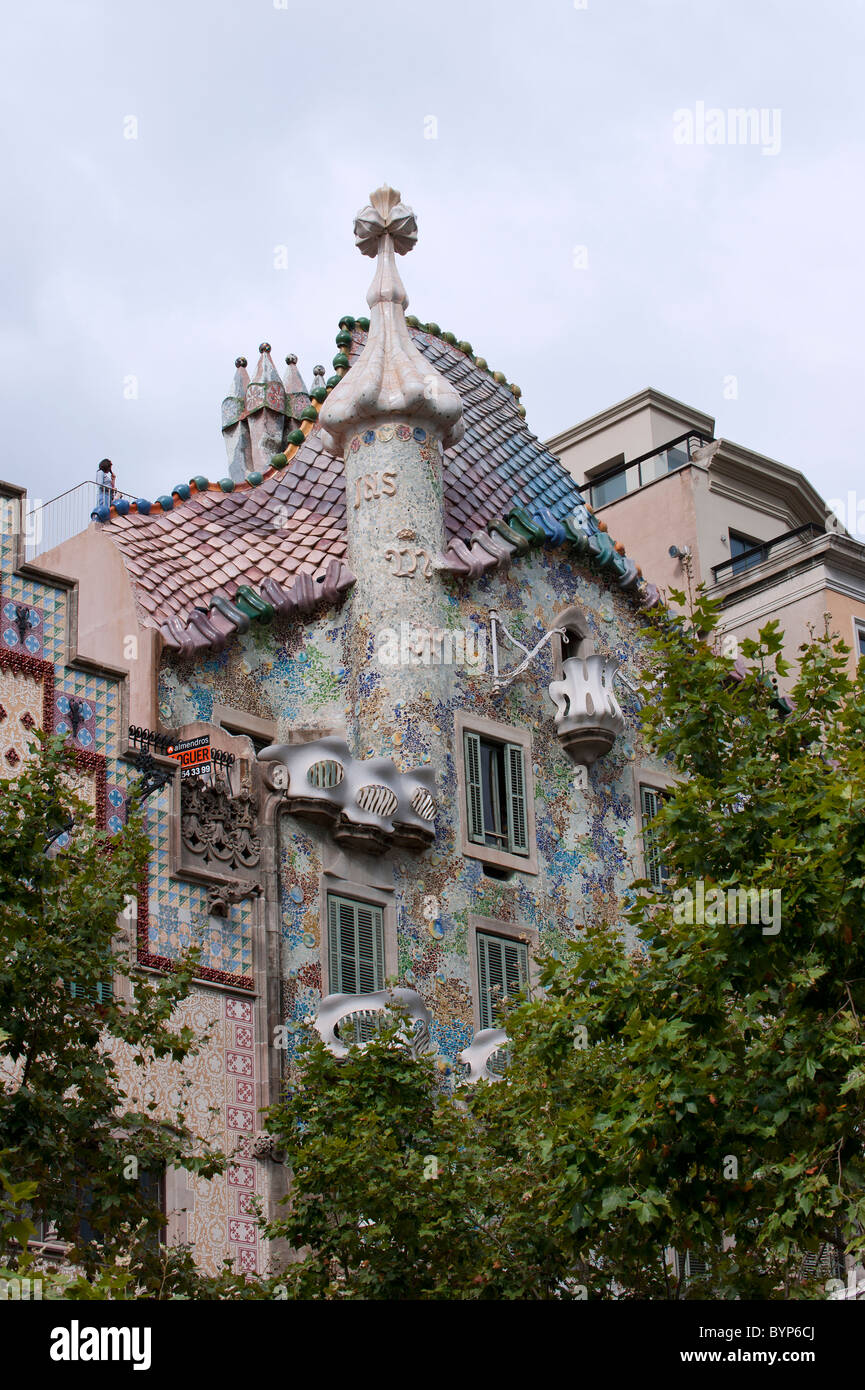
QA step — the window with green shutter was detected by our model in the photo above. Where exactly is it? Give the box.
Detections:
[463,730,530,857]
[327,894,385,995]
[326,894,386,1045]
[476,930,530,1031]
[640,784,668,889]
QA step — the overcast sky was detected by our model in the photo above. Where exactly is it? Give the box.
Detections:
[2,0,863,518]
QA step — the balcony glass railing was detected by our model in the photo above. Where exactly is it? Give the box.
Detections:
[711,523,826,584]
[588,432,711,511]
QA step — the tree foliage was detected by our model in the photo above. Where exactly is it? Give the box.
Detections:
[0,735,226,1289]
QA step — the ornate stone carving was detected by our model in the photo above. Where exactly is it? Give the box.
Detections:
[13,604,33,646]
[251,1132,283,1162]
[206,878,263,918]
[180,774,262,872]
[318,185,464,455]
[548,653,626,764]
[259,736,436,854]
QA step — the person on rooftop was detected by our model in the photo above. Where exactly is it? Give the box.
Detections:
[96,459,116,507]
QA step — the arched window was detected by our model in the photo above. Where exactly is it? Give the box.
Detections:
[551,604,594,678]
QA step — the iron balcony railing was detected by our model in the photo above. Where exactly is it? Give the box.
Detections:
[25,481,134,560]
[711,522,826,584]
[587,431,713,511]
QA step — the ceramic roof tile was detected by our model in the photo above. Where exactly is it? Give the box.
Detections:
[101,324,586,626]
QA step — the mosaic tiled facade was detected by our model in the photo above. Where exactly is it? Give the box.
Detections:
[157,543,664,1071]
[15,185,675,1275]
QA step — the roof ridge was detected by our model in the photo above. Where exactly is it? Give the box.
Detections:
[93,314,538,525]
[327,312,527,417]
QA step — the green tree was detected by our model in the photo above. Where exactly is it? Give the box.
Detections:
[0,735,226,1288]
[477,595,865,1298]
[262,1013,576,1298]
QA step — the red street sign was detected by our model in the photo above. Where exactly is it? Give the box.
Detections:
[166,736,212,781]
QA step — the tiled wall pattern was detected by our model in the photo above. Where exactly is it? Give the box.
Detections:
[159,545,668,1073]
[142,786,255,985]
[107,989,261,1276]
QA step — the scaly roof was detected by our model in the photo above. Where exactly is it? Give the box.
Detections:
[96,319,654,656]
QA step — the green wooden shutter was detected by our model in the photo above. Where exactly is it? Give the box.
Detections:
[327,894,342,990]
[477,932,529,1030]
[463,731,486,844]
[477,932,492,1030]
[327,894,384,995]
[504,742,529,855]
[640,785,665,888]
[70,979,113,1004]
[356,902,384,994]
[503,937,529,995]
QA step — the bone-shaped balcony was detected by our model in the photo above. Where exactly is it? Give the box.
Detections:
[548,653,626,764]
[258,736,436,853]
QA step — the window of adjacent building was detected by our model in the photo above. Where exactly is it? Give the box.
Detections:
[463,731,529,857]
[729,529,764,575]
[476,930,530,1032]
[639,784,668,889]
[855,620,865,661]
[326,893,385,995]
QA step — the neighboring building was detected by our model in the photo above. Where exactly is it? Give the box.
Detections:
[8,186,672,1275]
[546,389,865,688]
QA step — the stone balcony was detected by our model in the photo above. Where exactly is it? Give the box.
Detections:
[258,736,436,854]
[548,653,626,764]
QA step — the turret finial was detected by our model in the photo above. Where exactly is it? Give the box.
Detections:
[318,186,464,455]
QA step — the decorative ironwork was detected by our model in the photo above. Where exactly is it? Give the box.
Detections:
[181,774,261,872]
[489,608,566,692]
[129,747,176,803]
[44,814,75,853]
[67,696,86,739]
[128,724,174,755]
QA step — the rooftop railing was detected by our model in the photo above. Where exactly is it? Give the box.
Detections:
[711,522,827,583]
[587,432,713,511]
[25,481,133,560]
